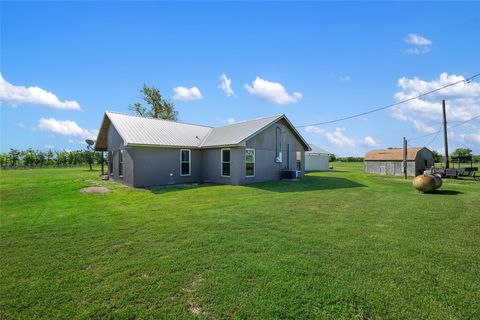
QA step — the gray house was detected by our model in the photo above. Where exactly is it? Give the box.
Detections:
[364,147,434,177]
[95,112,310,187]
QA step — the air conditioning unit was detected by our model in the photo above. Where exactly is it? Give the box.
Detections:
[282,170,298,180]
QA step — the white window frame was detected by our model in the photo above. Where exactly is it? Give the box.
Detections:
[296,151,302,171]
[221,148,231,177]
[245,148,255,178]
[180,149,191,176]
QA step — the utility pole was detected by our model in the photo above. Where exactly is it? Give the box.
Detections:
[442,100,449,169]
[403,137,408,179]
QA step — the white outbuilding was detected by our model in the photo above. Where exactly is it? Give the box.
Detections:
[305,144,330,171]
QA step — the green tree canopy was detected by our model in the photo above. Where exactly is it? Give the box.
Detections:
[431,150,443,163]
[451,148,473,157]
[129,84,178,121]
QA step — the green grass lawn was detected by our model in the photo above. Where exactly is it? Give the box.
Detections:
[1,163,479,319]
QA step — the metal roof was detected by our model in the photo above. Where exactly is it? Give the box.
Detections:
[95,112,310,151]
[306,144,330,155]
[199,115,282,147]
[364,147,427,161]
[96,112,211,150]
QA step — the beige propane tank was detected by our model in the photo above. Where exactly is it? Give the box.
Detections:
[412,174,438,193]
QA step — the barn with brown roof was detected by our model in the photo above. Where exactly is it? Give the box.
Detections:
[364,147,434,177]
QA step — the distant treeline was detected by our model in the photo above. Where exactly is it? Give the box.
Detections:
[0,149,105,169]
[329,155,364,162]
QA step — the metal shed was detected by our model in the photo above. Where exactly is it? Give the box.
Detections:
[364,147,434,177]
[305,144,330,171]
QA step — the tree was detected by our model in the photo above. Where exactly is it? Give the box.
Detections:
[36,150,46,167]
[22,149,37,167]
[329,154,337,162]
[7,149,21,167]
[431,150,443,163]
[129,84,178,121]
[46,149,54,166]
[0,153,7,168]
[451,148,473,157]
[85,139,95,170]
[55,150,69,166]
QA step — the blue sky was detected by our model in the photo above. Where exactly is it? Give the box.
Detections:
[1,1,479,155]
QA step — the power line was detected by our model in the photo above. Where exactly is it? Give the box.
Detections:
[408,114,480,142]
[296,72,480,128]
[424,124,443,147]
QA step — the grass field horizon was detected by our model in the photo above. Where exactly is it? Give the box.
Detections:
[1,163,479,319]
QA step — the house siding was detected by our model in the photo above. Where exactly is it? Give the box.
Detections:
[305,154,329,171]
[132,147,203,187]
[107,125,134,186]
[105,118,309,187]
[201,147,243,185]
[239,119,306,184]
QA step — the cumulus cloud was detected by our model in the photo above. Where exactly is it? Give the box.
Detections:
[391,73,480,151]
[38,118,98,140]
[173,86,203,101]
[362,136,379,147]
[0,74,80,110]
[305,125,325,134]
[44,144,54,150]
[325,128,356,147]
[218,74,234,97]
[305,126,380,148]
[391,73,480,134]
[245,77,302,105]
[339,76,351,81]
[404,33,432,54]
[226,117,236,124]
[405,33,432,46]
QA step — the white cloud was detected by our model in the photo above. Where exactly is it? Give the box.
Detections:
[391,73,480,134]
[173,86,203,101]
[363,136,379,147]
[406,47,431,55]
[412,119,438,134]
[38,118,98,140]
[218,74,234,97]
[306,126,380,149]
[18,122,26,128]
[404,33,432,54]
[305,125,325,134]
[0,74,80,110]
[227,117,236,124]
[245,77,302,105]
[44,144,54,149]
[325,128,356,147]
[339,76,351,81]
[68,139,75,143]
[405,33,432,46]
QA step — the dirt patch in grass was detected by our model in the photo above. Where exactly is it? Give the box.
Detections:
[79,186,110,194]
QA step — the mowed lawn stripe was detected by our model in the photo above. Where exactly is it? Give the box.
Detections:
[1,163,479,319]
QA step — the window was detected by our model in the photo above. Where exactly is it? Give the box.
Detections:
[221,149,230,177]
[296,151,301,171]
[245,148,255,177]
[109,151,113,175]
[118,150,124,177]
[180,149,191,176]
